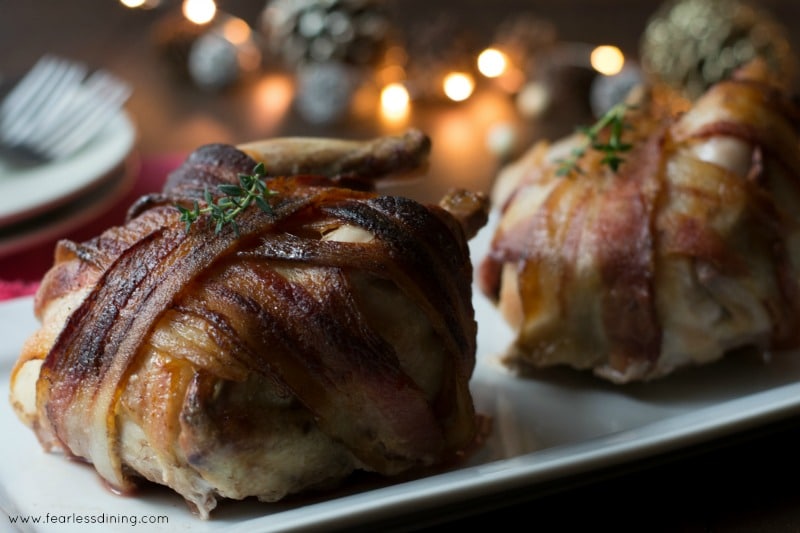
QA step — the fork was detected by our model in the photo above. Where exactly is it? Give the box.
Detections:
[0,55,132,164]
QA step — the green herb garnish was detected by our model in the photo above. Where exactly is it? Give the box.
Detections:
[175,162,276,235]
[556,102,634,177]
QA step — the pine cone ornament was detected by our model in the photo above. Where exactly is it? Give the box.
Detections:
[640,0,796,99]
[260,0,394,69]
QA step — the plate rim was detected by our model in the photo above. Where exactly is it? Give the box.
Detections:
[0,152,139,259]
[3,289,800,532]
[0,109,137,227]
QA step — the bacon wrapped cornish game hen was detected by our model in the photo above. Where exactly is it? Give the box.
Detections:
[479,59,800,383]
[9,129,488,518]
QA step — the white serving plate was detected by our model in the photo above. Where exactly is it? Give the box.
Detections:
[2,220,800,532]
[0,154,138,258]
[0,109,136,227]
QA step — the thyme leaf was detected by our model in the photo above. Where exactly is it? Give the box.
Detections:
[556,102,635,177]
[175,162,276,235]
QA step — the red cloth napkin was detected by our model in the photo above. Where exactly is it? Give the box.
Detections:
[0,153,185,301]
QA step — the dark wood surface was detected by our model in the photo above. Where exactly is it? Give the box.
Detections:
[5,1,800,531]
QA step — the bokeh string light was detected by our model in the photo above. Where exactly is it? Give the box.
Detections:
[590,45,625,76]
[442,72,475,102]
[477,48,509,78]
[182,0,216,25]
[379,82,410,122]
[122,0,635,125]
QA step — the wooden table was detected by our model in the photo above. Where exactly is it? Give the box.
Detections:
[4,1,800,531]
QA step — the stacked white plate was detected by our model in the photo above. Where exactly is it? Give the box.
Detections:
[0,108,137,257]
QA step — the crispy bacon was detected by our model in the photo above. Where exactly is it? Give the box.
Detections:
[480,59,800,382]
[11,131,488,517]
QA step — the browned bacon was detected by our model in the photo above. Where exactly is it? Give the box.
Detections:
[480,60,800,383]
[10,130,488,517]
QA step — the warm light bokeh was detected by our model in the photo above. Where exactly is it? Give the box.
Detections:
[380,82,410,122]
[220,16,251,46]
[248,74,294,132]
[590,45,625,75]
[443,72,475,102]
[120,0,162,7]
[477,48,509,78]
[183,0,217,25]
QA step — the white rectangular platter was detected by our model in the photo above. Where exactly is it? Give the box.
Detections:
[3,221,800,532]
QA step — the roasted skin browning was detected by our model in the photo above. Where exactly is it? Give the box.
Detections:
[9,129,489,518]
[479,60,800,383]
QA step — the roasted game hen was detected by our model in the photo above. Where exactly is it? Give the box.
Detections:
[9,130,488,518]
[479,59,800,383]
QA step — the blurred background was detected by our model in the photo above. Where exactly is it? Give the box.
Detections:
[3,0,800,205]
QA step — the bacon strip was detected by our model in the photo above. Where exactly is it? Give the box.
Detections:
[27,137,484,499]
[480,59,800,382]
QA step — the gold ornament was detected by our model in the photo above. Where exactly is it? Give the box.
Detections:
[640,0,797,99]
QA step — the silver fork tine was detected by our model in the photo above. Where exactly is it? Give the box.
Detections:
[0,55,131,162]
[16,67,86,140]
[1,57,85,132]
[46,98,130,158]
[5,79,83,147]
[1,57,87,144]
[0,56,63,123]
[28,70,100,140]
[21,84,86,151]
[39,71,131,159]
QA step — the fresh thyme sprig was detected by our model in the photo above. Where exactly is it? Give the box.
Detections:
[175,162,276,235]
[556,102,634,177]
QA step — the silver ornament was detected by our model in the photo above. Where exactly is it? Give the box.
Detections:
[294,61,360,123]
[188,32,241,90]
